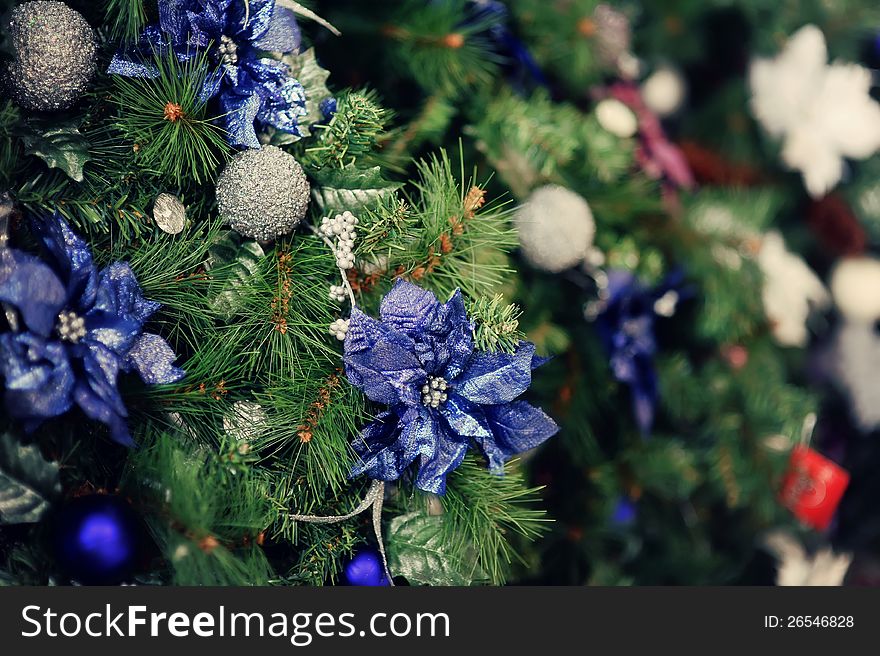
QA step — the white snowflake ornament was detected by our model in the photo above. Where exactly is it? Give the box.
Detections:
[749,25,880,198]
[758,231,830,347]
[765,531,852,587]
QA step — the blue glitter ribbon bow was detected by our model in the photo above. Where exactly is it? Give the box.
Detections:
[108,0,306,149]
[343,279,559,494]
[0,215,184,445]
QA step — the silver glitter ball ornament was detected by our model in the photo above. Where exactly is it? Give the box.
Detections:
[6,1,97,112]
[216,146,310,241]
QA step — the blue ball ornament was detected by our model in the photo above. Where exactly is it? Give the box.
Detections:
[53,495,141,585]
[343,548,389,586]
[610,496,638,526]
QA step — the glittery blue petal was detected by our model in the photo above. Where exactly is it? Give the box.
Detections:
[228,0,276,41]
[92,262,159,326]
[413,436,469,495]
[455,341,535,405]
[185,6,225,47]
[253,5,301,52]
[440,394,492,441]
[531,353,552,369]
[81,343,127,417]
[107,52,160,78]
[33,215,98,310]
[344,308,424,406]
[482,400,559,472]
[158,0,191,40]
[350,411,409,481]
[0,249,67,338]
[379,279,441,334]
[219,90,262,149]
[0,333,74,422]
[84,313,141,356]
[437,290,473,379]
[73,380,134,447]
[252,61,307,133]
[399,406,442,464]
[199,67,224,102]
[125,333,185,384]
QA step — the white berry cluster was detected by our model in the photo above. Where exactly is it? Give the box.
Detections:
[329,318,350,341]
[421,376,449,409]
[56,310,86,343]
[319,211,359,270]
[329,284,347,303]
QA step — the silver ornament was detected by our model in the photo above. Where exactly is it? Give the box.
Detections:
[514,185,596,273]
[152,193,187,234]
[6,1,97,112]
[216,145,310,241]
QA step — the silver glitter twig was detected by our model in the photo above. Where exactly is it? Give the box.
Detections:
[289,479,393,584]
[277,0,342,36]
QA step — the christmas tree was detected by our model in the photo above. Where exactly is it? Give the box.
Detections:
[1,0,876,588]
[0,0,559,586]
[310,0,878,585]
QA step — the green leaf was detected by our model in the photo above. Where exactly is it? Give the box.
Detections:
[311,165,402,214]
[205,233,265,321]
[0,432,61,525]
[18,119,91,182]
[387,511,484,586]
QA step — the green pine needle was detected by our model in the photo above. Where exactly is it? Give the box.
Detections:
[468,294,525,353]
[103,0,149,45]
[112,46,231,186]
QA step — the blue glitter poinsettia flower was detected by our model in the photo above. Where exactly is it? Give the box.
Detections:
[343,279,559,494]
[593,270,685,435]
[108,0,306,148]
[0,216,184,446]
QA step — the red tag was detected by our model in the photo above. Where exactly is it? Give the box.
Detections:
[779,446,850,531]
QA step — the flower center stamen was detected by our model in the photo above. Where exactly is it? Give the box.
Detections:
[57,310,86,343]
[217,35,238,66]
[421,375,449,409]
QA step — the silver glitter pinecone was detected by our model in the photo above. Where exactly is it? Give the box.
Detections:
[5,1,97,112]
[216,146,310,241]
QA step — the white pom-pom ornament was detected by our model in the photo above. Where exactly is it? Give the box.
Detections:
[829,257,880,323]
[595,99,638,138]
[641,66,686,117]
[514,185,596,273]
